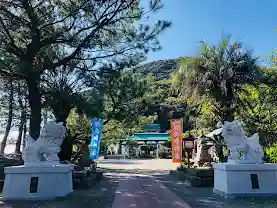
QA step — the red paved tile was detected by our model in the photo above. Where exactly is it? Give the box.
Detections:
[112,176,191,208]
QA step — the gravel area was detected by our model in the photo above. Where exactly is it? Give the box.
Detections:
[156,174,277,208]
[0,174,118,208]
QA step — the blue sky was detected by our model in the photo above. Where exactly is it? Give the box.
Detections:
[145,0,277,64]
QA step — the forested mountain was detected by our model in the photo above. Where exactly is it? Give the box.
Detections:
[135,58,180,80]
[135,57,199,81]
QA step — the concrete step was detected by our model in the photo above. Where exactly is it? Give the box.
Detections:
[73,170,89,179]
[177,167,214,178]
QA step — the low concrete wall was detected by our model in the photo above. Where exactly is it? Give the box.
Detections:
[170,168,214,187]
[104,155,125,159]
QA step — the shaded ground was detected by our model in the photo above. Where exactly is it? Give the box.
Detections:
[0,174,118,208]
[156,174,277,208]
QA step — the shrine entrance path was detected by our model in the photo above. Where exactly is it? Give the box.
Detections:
[99,159,190,208]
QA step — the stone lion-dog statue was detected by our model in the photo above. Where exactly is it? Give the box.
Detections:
[22,122,66,165]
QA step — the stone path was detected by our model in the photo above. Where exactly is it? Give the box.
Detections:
[111,175,191,208]
[100,159,191,207]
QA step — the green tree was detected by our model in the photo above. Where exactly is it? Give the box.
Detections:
[102,71,149,126]
[138,75,187,131]
[0,0,171,139]
[67,110,155,160]
[238,69,277,146]
[175,38,260,122]
[15,82,28,153]
[0,76,14,154]
[101,116,155,149]
[65,70,153,160]
[265,143,277,163]
[42,67,101,124]
[42,67,103,160]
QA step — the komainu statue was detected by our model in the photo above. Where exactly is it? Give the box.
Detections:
[22,122,66,165]
[222,120,264,164]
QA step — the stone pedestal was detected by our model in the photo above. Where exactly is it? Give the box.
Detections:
[2,164,74,200]
[213,163,277,198]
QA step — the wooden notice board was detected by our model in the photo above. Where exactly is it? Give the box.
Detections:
[170,119,182,163]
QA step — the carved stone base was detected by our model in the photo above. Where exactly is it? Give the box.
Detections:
[2,164,74,200]
[213,163,277,198]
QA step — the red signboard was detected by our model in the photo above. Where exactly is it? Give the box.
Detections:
[170,119,182,163]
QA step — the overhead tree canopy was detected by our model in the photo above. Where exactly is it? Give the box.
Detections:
[0,0,171,139]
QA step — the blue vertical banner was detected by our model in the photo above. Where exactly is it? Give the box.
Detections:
[90,118,103,159]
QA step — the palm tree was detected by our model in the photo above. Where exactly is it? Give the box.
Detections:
[173,38,260,122]
[42,66,101,124]
[41,66,101,161]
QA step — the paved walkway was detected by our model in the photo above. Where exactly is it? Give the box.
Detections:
[98,158,179,171]
[99,159,191,208]
[111,175,191,208]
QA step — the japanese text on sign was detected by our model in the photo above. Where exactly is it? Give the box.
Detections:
[170,119,182,163]
[90,118,103,160]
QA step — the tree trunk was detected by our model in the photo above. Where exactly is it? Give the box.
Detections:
[220,83,234,122]
[26,75,41,140]
[225,82,234,122]
[15,85,26,153]
[59,132,73,162]
[53,106,73,161]
[0,78,14,154]
[15,111,24,153]
[43,110,48,125]
[22,122,27,149]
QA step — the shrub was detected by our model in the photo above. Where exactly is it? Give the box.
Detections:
[264,144,277,163]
